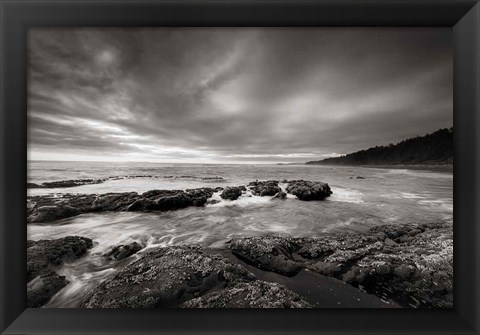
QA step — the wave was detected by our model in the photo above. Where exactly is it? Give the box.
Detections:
[206,190,274,208]
[328,187,364,204]
[381,169,453,179]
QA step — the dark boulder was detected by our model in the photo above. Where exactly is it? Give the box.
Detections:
[27,271,68,308]
[248,180,281,196]
[77,246,256,308]
[27,205,79,223]
[220,187,243,201]
[27,236,94,281]
[285,180,332,201]
[227,236,302,276]
[27,236,93,307]
[27,188,218,223]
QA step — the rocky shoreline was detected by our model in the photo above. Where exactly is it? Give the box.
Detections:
[27,179,332,223]
[27,222,452,309]
[26,179,451,308]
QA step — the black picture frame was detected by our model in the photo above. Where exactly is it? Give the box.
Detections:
[1,0,479,334]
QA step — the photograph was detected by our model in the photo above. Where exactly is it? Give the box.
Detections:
[26,27,453,309]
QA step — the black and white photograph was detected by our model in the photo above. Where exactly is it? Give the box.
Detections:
[26,27,453,309]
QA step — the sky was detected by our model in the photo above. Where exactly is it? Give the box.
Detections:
[28,28,452,164]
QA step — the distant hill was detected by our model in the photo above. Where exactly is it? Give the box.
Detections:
[306,127,453,166]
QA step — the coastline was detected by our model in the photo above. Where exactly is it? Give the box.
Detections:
[26,178,453,309]
[306,163,453,173]
[27,220,452,309]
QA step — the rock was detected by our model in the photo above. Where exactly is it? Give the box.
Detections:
[126,198,153,211]
[356,176,365,179]
[227,221,453,308]
[285,180,332,201]
[104,242,144,261]
[26,236,93,307]
[27,205,79,223]
[384,238,397,247]
[227,236,303,276]
[27,271,68,307]
[77,246,256,308]
[248,180,281,196]
[182,280,311,308]
[27,236,94,281]
[41,179,104,188]
[220,187,243,201]
[91,192,139,211]
[26,179,105,189]
[27,188,218,223]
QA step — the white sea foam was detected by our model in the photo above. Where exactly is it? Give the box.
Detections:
[207,189,273,208]
[418,199,453,212]
[381,169,453,180]
[328,187,364,204]
[398,192,424,199]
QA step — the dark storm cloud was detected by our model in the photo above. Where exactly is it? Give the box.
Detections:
[28,28,452,162]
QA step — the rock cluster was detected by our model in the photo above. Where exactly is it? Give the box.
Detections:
[27,180,333,223]
[27,188,216,223]
[248,180,281,196]
[27,236,93,307]
[227,221,452,308]
[220,187,244,200]
[77,246,310,308]
[285,180,333,200]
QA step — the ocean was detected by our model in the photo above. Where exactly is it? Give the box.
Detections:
[27,161,453,307]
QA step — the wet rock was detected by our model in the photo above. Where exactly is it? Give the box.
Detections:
[91,192,139,211]
[27,205,80,223]
[27,271,68,308]
[186,188,215,199]
[248,180,281,196]
[182,280,311,308]
[27,236,94,281]
[27,188,218,223]
[201,176,224,181]
[104,242,144,261]
[77,246,256,308]
[27,236,93,307]
[227,221,453,308]
[384,238,397,247]
[227,236,302,276]
[27,179,105,189]
[220,187,243,201]
[42,179,104,188]
[285,180,332,201]
[126,198,154,211]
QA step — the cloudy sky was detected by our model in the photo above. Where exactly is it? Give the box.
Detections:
[28,28,452,164]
